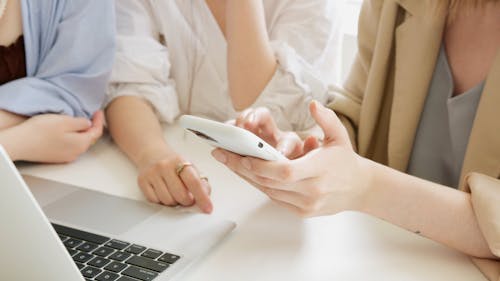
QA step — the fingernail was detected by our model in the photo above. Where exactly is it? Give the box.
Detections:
[248,112,255,123]
[204,203,213,214]
[310,100,317,107]
[212,150,227,164]
[241,158,251,170]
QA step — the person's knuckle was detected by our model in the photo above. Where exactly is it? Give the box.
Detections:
[279,165,294,182]
[174,189,193,206]
[137,176,147,187]
[144,169,155,179]
[297,208,312,218]
[157,159,171,169]
[152,164,163,174]
[302,195,314,208]
[308,185,324,198]
[304,198,321,214]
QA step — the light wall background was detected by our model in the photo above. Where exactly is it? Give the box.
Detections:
[339,0,362,83]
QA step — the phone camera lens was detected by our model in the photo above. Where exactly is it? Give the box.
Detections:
[258,142,263,148]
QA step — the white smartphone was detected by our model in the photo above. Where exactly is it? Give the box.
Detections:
[179,115,287,161]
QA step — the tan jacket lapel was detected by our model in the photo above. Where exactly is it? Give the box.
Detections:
[388,0,447,171]
[460,51,500,189]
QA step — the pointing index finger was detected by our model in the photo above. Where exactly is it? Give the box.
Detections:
[180,166,213,213]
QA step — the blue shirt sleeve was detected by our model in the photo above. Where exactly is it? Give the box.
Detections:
[0,0,116,119]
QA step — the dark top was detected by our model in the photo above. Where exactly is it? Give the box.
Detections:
[0,36,26,85]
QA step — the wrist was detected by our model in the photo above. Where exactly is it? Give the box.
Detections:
[355,156,379,214]
[0,110,28,130]
[135,142,174,169]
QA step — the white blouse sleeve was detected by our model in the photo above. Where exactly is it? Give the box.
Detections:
[107,0,180,123]
[252,0,341,131]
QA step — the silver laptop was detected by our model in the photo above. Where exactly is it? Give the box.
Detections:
[0,145,235,281]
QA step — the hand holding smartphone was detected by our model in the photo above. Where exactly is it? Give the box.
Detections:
[179,115,287,161]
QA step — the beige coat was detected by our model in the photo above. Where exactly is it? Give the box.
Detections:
[328,0,500,279]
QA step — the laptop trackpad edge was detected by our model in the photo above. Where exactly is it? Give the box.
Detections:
[43,189,161,236]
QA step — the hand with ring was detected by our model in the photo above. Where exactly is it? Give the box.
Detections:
[136,151,212,213]
[105,96,212,213]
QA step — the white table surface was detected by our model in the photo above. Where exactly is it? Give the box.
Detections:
[19,124,486,281]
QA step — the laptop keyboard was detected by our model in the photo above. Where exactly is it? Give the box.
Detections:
[52,224,181,281]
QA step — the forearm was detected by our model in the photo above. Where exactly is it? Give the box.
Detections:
[226,0,277,111]
[361,160,495,258]
[105,96,174,168]
[0,110,27,130]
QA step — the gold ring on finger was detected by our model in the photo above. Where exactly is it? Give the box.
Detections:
[175,162,193,176]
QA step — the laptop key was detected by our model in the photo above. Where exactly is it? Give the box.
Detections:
[125,244,146,255]
[109,251,131,262]
[67,248,78,256]
[126,255,169,273]
[88,257,111,268]
[104,261,128,273]
[94,246,115,257]
[105,239,130,250]
[95,270,120,281]
[77,242,99,253]
[122,266,158,281]
[81,266,102,278]
[52,223,110,245]
[141,249,163,260]
[73,252,94,263]
[76,262,85,270]
[58,234,68,241]
[158,253,180,264]
[64,238,83,249]
[117,277,140,281]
